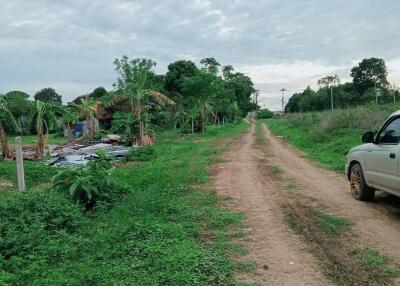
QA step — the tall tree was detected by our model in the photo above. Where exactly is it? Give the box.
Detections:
[30,100,65,158]
[90,87,107,100]
[350,58,389,95]
[0,95,20,159]
[183,71,220,134]
[112,56,175,145]
[222,65,234,79]
[34,87,62,105]
[200,57,221,74]
[318,75,340,110]
[3,91,32,118]
[165,60,198,94]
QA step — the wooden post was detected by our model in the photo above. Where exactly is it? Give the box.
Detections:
[15,136,25,192]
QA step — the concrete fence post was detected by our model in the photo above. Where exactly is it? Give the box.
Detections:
[15,136,25,192]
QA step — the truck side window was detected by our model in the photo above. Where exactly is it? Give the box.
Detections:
[378,118,400,144]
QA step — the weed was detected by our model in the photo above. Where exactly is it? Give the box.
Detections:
[318,213,350,235]
[124,145,156,162]
[234,261,257,273]
[287,216,298,230]
[271,165,284,175]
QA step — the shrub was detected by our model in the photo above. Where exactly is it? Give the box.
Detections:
[258,108,274,119]
[0,190,84,259]
[52,151,125,209]
[124,146,156,162]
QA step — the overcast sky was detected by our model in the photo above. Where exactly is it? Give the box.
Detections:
[1,0,400,110]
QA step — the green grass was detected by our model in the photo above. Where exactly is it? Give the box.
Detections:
[271,165,284,175]
[0,160,57,190]
[263,104,400,172]
[357,249,400,278]
[0,122,252,286]
[318,213,350,235]
[5,133,66,145]
[264,118,360,171]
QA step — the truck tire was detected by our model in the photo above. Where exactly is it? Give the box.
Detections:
[350,163,375,201]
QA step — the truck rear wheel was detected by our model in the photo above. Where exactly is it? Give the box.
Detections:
[350,164,375,201]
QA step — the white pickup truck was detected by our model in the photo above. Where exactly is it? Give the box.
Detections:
[346,111,400,201]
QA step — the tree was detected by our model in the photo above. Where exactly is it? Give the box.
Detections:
[227,72,255,117]
[34,87,62,105]
[350,58,389,95]
[0,95,20,159]
[74,97,98,139]
[30,100,65,158]
[200,57,221,74]
[222,65,234,79]
[3,91,32,118]
[318,75,340,110]
[165,60,199,95]
[112,56,175,145]
[183,71,221,134]
[2,91,32,134]
[90,87,107,100]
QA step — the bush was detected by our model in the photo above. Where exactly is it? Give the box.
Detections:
[258,108,274,119]
[0,190,84,260]
[52,151,125,209]
[124,146,156,162]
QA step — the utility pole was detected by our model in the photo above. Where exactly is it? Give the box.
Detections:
[280,88,287,113]
[330,86,334,111]
[375,80,378,104]
[255,89,259,113]
[15,137,25,192]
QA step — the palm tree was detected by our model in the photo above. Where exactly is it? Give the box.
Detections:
[0,95,20,159]
[74,97,98,139]
[318,75,340,111]
[30,100,65,158]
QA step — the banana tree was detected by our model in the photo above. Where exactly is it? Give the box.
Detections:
[30,100,66,158]
[111,56,175,145]
[0,95,20,159]
[73,97,98,139]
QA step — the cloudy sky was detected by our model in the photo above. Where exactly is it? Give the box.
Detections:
[1,0,400,110]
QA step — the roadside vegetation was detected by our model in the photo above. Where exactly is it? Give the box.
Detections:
[0,122,252,286]
[0,55,257,285]
[265,103,400,171]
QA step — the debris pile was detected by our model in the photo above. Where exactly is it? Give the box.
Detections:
[48,139,132,167]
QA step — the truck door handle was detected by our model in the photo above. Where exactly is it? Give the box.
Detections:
[390,153,396,159]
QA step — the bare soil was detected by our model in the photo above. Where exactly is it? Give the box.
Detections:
[213,123,333,286]
[213,122,400,285]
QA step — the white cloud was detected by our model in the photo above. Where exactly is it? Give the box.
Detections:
[0,0,399,108]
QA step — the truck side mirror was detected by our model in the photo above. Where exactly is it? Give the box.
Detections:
[362,132,375,143]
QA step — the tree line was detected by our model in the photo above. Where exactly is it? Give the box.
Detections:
[0,56,256,159]
[285,58,399,113]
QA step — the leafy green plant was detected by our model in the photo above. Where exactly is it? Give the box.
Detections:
[52,151,124,209]
[124,145,156,162]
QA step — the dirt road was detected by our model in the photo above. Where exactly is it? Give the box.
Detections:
[213,121,400,285]
[214,122,333,286]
